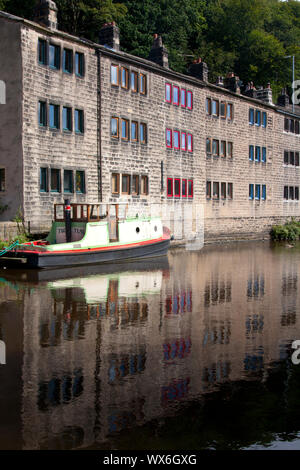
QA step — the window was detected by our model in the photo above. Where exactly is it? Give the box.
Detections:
[296,187,299,200]
[130,71,138,92]
[220,102,226,118]
[121,119,129,140]
[187,134,193,152]
[206,98,211,115]
[111,117,119,138]
[213,182,219,199]
[249,108,254,125]
[75,52,84,77]
[131,121,138,142]
[165,83,172,103]
[173,86,179,106]
[166,129,172,148]
[38,101,47,127]
[284,118,289,132]
[0,169,4,192]
[227,103,233,121]
[249,145,254,161]
[221,182,226,199]
[227,142,233,158]
[284,151,289,165]
[167,178,173,197]
[122,174,130,194]
[206,181,211,199]
[121,67,129,89]
[187,91,193,110]
[140,74,147,95]
[51,169,60,192]
[111,65,119,86]
[228,183,233,199]
[188,179,193,198]
[64,170,73,193]
[262,112,267,128]
[262,185,266,201]
[182,179,187,198]
[40,168,47,192]
[289,186,294,200]
[76,170,85,193]
[206,138,212,154]
[220,141,226,157]
[290,120,295,133]
[284,186,289,200]
[296,152,299,166]
[75,109,84,134]
[49,104,60,129]
[141,176,149,195]
[290,151,295,166]
[296,121,300,135]
[49,44,60,70]
[38,39,47,65]
[255,110,261,126]
[63,48,73,74]
[181,132,187,151]
[174,130,180,150]
[212,99,219,116]
[62,107,72,131]
[132,175,139,195]
[255,184,261,200]
[181,89,186,108]
[212,139,219,156]
[112,173,120,194]
[255,146,260,162]
[174,178,181,198]
[140,123,147,144]
[249,184,254,200]
[262,147,266,163]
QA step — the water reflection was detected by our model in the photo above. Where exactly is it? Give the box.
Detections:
[0,242,300,450]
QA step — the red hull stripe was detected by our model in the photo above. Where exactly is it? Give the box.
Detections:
[14,235,170,256]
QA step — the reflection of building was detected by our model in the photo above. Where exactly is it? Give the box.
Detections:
[0,244,300,449]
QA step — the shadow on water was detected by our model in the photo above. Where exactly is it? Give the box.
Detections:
[0,241,300,450]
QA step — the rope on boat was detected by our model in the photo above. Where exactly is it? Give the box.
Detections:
[0,240,20,256]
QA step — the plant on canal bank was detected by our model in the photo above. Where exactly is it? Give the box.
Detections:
[270,219,300,242]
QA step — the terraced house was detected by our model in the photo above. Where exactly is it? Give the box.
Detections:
[0,0,299,242]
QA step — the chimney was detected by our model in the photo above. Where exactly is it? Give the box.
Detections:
[34,0,58,30]
[98,22,120,51]
[188,58,208,82]
[277,88,290,107]
[216,76,224,87]
[148,34,169,68]
[255,83,273,105]
[223,72,241,94]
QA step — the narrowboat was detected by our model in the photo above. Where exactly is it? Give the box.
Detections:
[0,203,170,268]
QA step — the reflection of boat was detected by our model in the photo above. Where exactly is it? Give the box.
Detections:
[1,203,170,268]
[0,256,169,284]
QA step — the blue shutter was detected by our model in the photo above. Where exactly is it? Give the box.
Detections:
[256,110,261,126]
[262,147,266,162]
[255,184,261,200]
[249,145,254,161]
[249,184,254,200]
[262,112,267,128]
[262,185,266,200]
[249,108,254,125]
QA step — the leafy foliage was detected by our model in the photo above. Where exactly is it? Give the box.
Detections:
[0,0,299,96]
[270,220,300,242]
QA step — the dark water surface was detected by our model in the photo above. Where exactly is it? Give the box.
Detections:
[1,241,300,450]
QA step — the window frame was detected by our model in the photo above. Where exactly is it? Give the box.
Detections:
[220,102,226,119]
[75,51,85,77]
[140,123,147,144]
[131,121,138,142]
[213,181,219,199]
[173,130,180,150]
[121,118,129,141]
[181,132,187,151]
[121,174,131,195]
[187,91,193,110]
[187,133,193,153]
[111,117,119,138]
[206,181,211,199]
[62,106,72,132]
[63,169,73,194]
[49,103,60,130]
[220,140,226,158]
[132,174,139,196]
[167,178,173,198]
[249,184,254,200]
[111,64,119,86]
[174,178,181,198]
[188,179,193,199]
[40,167,48,193]
[50,168,61,193]
[181,88,186,108]
[49,43,61,70]
[165,83,172,103]
[182,179,187,198]
[121,66,129,90]
[249,108,254,125]
[130,71,138,92]
[38,38,47,66]
[111,173,120,195]
[75,170,86,194]
[212,99,219,117]
[141,175,149,195]
[75,109,84,134]
[227,103,233,121]
[38,101,47,127]
[206,97,212,115]
[173,86,180,106]
[63,48,73,74]
[166,128,172,149]
[140,74,147,95]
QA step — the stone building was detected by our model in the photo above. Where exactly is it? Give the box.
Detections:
[0,0,299,242]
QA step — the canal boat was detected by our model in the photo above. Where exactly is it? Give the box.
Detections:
[0,203,170,268]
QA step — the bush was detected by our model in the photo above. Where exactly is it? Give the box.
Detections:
[270,220,300,242]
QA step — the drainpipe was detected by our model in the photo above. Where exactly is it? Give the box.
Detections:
[96,49,103,202]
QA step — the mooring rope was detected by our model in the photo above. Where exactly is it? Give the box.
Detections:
[0,240,20,256]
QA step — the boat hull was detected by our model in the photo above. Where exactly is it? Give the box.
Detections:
[1,237,170,268]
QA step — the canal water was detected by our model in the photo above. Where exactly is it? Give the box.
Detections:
[0,241,300,450]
